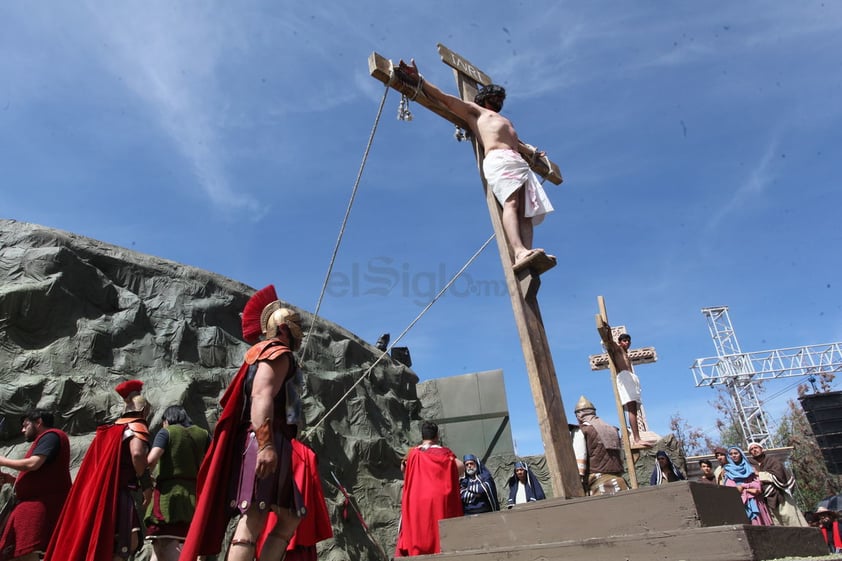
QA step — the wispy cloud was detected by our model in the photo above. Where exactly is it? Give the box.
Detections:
[83,4,262,216]
[740,3,842,48]
[704,134,780,235]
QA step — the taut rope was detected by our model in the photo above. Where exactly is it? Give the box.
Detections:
[294,63,496,439]
[299,74,395,362]
[301,233,496,438]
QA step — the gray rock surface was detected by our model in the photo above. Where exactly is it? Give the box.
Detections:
[0,219,423,560]
[636,433,688,485]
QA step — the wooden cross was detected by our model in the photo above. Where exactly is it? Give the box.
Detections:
[594,296,659,489]
[369,45,582,498]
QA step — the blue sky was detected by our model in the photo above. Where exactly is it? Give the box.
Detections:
[2,2,841,455]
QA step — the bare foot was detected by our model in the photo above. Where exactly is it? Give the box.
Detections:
[514,248,539,260]
[513,248,543,271]
[631,439,655,449]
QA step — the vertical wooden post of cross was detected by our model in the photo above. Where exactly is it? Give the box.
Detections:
[367,46,579,497]
[595,295,639,489]
[434,45,581,498]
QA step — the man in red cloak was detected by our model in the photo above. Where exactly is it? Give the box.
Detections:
[180,285,331,561]
[43,380,152,561]
[395,421,463,557]
[0,409,71,561]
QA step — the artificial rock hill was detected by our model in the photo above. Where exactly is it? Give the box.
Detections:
[0,218,428,560]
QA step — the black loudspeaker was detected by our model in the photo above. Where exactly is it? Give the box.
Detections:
[390,347,412,367]
[799,391,842,475]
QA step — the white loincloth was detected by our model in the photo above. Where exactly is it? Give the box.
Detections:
[616,370,641,405]
[617,369,650,433]
[482,149,554,225]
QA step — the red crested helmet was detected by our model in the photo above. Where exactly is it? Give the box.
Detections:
[241,285,302,350]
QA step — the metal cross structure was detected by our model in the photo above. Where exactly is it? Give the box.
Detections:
[691,305,842,448]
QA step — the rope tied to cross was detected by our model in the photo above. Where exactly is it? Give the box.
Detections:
[294,57,498,439]
[301,233,496,439]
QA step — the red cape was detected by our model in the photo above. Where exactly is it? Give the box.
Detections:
[284,439,333,547]
[43,424,123,561]
[395,446,463,557]
[180,339,293,560]
[256,439,333,556]
[179,360,249,559]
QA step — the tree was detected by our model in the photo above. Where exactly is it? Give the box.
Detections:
[669,413,708,456]
[711,396,746,447]
[669,388,747,456]
[709,389,744,448]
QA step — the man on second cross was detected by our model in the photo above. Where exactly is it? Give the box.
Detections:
[599,331,655,448]
[399,59,555,272]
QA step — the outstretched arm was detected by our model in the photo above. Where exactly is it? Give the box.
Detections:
[0,454,46,472]
[598,323,619,352]
[398,59,480,124]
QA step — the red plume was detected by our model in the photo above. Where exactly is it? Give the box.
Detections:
[242,285,278,343]
[115,379,143,399]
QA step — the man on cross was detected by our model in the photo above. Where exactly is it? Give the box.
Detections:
[598,330,655,448]
[399,59,555,272]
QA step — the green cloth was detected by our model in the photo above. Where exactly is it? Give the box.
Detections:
[145,424,210,527]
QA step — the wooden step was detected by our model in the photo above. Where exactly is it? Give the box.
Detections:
[410,482,830,561]
[440,481,748,550]
[423,525,830,561]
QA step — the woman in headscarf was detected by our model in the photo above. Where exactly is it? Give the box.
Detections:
[723,446,772,526]
[649,451,685,485]
[506,461,545,507]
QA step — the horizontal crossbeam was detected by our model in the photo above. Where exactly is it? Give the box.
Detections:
[691,342,842,387]
[589,347,657,371]
[368,52,563,185]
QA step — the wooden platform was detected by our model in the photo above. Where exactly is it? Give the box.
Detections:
[422,482,830,561]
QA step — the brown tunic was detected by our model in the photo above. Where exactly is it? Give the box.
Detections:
[581,424,624,475]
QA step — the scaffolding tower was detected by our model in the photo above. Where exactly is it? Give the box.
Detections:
[691,306,842,448]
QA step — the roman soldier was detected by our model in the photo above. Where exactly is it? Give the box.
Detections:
[45,380,152,561]
[181,285,327,561]
[572,396,628,495]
